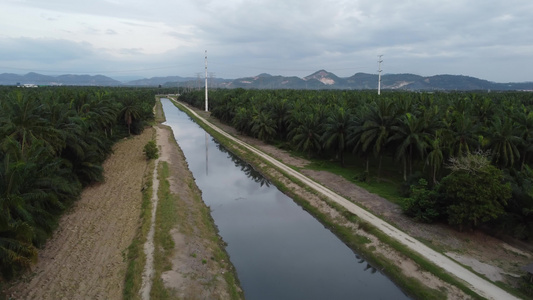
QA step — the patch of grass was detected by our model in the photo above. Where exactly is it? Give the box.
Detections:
[123,132,156,300]
[150,276,173,300]
[154,97,166,123]
[150,161,178,298]
[306,159,405,205]
[156,161,177,256]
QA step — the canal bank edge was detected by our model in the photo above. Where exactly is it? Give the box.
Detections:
[125,100,243,299]
[165,96,521,300]
[162,98,457,299]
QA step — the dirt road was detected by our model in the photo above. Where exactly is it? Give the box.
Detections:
[172,98,520,300]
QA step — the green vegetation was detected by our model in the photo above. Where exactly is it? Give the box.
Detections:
[123,152,155,299]
[439,152,511,230]
[179,88,533,238]
[143,140,159,160]
[0,86,162,280]
[151,161,177,299]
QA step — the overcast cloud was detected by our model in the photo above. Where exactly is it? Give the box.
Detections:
[1,0,532,82]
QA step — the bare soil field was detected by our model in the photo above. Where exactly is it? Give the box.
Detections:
[5,130,153,300]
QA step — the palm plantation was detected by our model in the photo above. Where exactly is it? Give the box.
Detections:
[0,86,156,278]
[180,88,533,236]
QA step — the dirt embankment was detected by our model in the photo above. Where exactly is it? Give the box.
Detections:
[149,125,241,299]
[6,130,153,300]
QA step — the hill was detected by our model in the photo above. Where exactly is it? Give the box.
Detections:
[0,72,122,86]
[158,71,533,91]
[1,71,532,91]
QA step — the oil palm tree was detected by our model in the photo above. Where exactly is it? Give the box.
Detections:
[442,112,480,157]
[232,107,254,135]
[486,117,521,168]
[269,97,291,140]
[389,113,430,181]
[0,91,63,155]
[322,106,352,167]
[425,133,444,185]
[359,97,398,176]
[288,111,324,158]
[347,109,371,172]
[118,99,141,135]
[251,109,277,142]
[514,107,533,170]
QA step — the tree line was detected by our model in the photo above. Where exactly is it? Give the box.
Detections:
[0,86,158,279]
[180,88,533,238]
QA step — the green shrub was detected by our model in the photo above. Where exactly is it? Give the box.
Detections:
[402,179,441,223]
[439,153,511,231]
[143,140,159,160]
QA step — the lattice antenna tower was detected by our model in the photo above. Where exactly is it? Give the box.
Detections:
[205,50,208,112]
[378,55,383,95]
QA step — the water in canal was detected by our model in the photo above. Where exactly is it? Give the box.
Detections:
[161,98,410,300]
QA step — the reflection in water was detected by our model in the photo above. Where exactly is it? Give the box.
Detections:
[205,132,208,176]
[214,138,271,187]
[161,98,409,300]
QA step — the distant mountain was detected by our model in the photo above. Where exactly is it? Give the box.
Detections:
[1,71,532,91]
[304,70,345,86]
[215,71,533,91]
[222,73,307,89]
[0,72,122,86]
[125,76,195,86]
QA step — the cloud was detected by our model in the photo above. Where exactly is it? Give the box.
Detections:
[0,0,532,82]
[0,37,94,62]
[119,48,143,55]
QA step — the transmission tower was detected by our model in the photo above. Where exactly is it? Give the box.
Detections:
[209,72,215,89]
[205,50,208,112]
[377,55,383,95]
[196,73,201,90]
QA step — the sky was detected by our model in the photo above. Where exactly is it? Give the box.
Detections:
[1,0,532,82]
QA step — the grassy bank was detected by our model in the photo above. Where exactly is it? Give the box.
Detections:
[151,134,242,299]
[150,161,177,299]
[123,132,156,300]
[125,99,242,299]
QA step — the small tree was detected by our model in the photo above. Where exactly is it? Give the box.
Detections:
[143,140,159,160]
[402,179,441,223]
[438,151,511,231]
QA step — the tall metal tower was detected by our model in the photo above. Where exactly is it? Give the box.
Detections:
[377,55,383,95]
[205,50,208,112]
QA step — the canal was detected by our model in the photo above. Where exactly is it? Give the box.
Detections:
[161,98,409,300]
